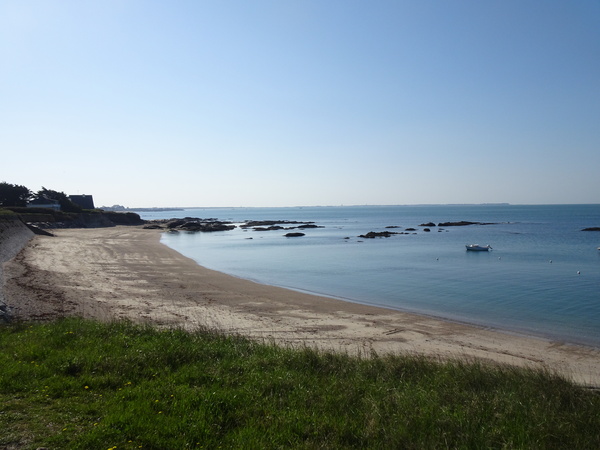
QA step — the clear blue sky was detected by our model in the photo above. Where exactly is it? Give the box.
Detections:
[2,1,599,207]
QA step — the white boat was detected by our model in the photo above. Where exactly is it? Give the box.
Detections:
[466,244,492,251]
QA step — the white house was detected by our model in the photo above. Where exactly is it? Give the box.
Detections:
[27,196,61,210]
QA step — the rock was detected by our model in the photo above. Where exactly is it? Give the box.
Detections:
[210,223,236,232]
[173,220,236,232]
[241,220,314,228]
[420,222,436,227]
[253,226,285,231]
[437,221,479,226]
[285,232,305,237]
[0,302,12,322]
[423,228,431,232]
[25,223,54,236]
[199,222,236,232]
[178,222,203,231]
[358,231,399,238]
[166,219,186,229]
[143,224,164,229]
[437,221,496,227]
[581,227,600,231]
[101,211,145,225]
[405,228,416,231]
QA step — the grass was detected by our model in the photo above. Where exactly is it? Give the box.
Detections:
[1,319,599,449]
[0,208,17,216]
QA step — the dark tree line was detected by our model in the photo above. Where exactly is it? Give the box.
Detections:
[0,182,31,207]
[0,182,82,212]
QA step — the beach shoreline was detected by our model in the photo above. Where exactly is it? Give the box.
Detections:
[3,225,600,386]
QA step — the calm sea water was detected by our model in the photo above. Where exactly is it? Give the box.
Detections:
[135,205,600,347]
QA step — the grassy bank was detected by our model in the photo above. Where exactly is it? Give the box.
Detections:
[1,319,599,449]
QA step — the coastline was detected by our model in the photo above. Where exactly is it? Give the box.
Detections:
[3,225,600,386]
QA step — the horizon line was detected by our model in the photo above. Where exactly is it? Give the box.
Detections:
[107,202,600,210]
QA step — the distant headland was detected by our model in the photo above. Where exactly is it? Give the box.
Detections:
[100,205,185,212]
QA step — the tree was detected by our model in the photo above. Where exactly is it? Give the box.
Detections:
[36,187,82,212]
[0,182,32,207]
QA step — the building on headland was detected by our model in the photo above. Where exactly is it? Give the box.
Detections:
[26,196,61,210]
[68,195,95,210]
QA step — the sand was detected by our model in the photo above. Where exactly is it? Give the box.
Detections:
[3,226,599,386]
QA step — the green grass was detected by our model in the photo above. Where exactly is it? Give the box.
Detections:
[1,319,599,449]
[0,208,17,216]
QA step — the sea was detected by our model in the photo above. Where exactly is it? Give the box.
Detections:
[133,205,600,348]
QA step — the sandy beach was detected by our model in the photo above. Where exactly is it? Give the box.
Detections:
[3,225,599,386]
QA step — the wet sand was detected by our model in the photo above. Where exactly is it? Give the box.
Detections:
[3,226,599,386]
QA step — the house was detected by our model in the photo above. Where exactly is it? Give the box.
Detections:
[27,196,61,210]
[69,194,95,210]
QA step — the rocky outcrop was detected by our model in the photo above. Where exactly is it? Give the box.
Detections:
[165,219,187,229]
[253,226,285,231]
[420,222,436,227]
[144,217,235,233]
[239,220,322,232]
[101,211,145,226]
[437,221,496,227]
[358,231,400,238]
[147,218,236,232]
[240,220,315,229]
[284,232,305,237]
[581,227,600,231]
[146,217,322,234]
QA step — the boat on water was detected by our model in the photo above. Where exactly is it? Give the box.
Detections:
[466,244,492,251]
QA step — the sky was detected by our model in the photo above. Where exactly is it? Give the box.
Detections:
[1,1,599,208]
